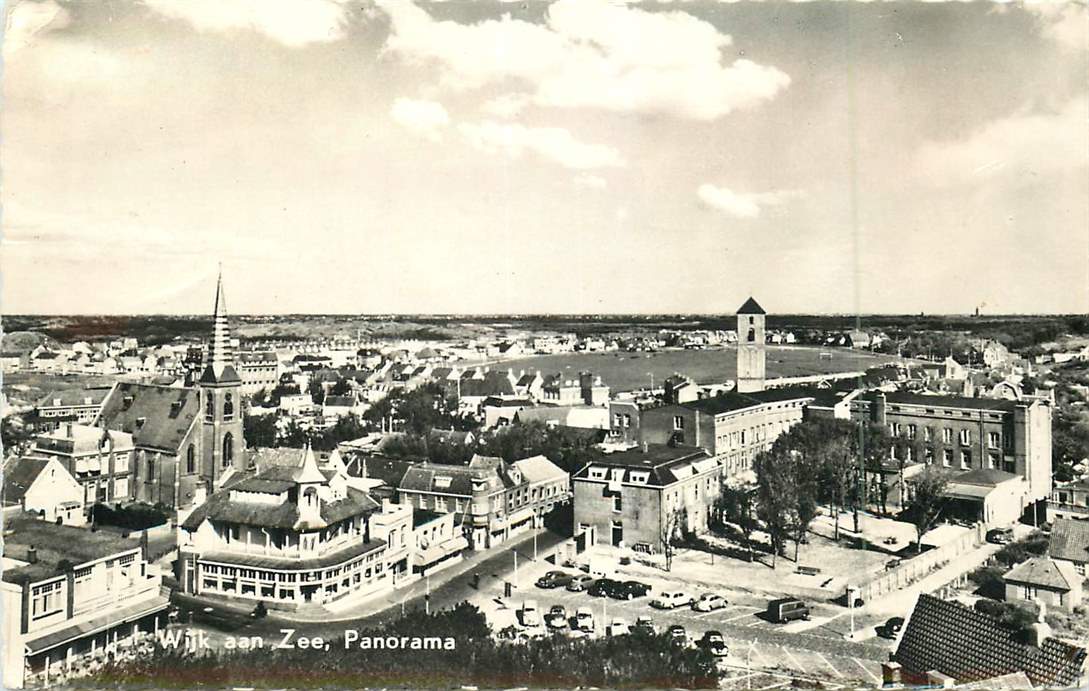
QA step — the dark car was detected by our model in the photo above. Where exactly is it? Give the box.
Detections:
[987,527,1014,545]
[697,630,728,657]
[535,570,574,589]
[566,574,593,592]
[588,578,622,598]
[546,605,569,629]
[633,616,656,634]
[880,617,905,639]
[766,598,810,623]
[610,580,652,600]
[667,624,688,645]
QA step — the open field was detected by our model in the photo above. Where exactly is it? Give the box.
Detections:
[476,345,905,392]
[2,371,116,408]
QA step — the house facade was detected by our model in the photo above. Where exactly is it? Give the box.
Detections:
[29,425,136,508]
[1,457,85,525]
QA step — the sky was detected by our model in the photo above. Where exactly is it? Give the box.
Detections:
[1,0,1087,316]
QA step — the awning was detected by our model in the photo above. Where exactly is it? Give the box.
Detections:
[508,507,534,524]
[415,544,447,566]
[945,484,997,500]
[441,536,469,557]
[24,594,170,656]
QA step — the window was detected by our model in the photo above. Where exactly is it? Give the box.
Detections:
[1022,585,1037,600]
[988,432,1000,449]
[31,581,63,619]
[223,393,234,421]
[891,423,902,437]
[205,395,214,421]
[925,447,935,465]
[747,328,755,343]
[146,458,155,480]
[959,429,971,446]
[623,414,631,428]
[961,451,971,470]
[942,449,953,467]
[186,444,196,474]
[924,427,933,442]
[673,416,684,431]
[612,493,622,512]
[907,424,917,440]
[942,428,953,444]
[223,433,234,467]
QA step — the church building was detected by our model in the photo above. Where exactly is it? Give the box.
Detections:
[94,274,245,509]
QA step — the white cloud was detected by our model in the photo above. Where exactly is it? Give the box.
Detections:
[573,173,607,190]
[377,0,790,120]
[143,0,350,47]
[697,184,801,218]
[1024,2,1087,51]
[481,94,530,119]
[915,97,1089,187]
[390,97,450,141]
[458,121,624,170]
[3,0,70,56]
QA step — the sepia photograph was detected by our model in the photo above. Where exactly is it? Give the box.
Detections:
[0,0,1087,688]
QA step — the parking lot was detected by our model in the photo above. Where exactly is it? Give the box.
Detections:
[470,562,892,685]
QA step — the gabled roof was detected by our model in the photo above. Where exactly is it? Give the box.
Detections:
[1003,557,1075,591]
[36,387,112,408]
[2,457,51,504]
[1049,518,1089,564]
[574,444,714,486]
[399,460,507,497]
[892,594,1087,687]
[737,297,766,315]
[513,455,568,485]
[96,383,200,454]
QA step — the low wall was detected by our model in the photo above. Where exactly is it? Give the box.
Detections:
[854,524,984,601]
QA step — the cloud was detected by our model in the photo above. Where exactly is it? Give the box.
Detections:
[1024,2,1087,51]
[481,94,530,119]
[377,0,790,120]
[458,121,624,169]
[142,0,350,47]
[390,97,450,141]
[573,173,607,190]
[3,0,70,56]
[696,184,801,218]
[915,97,1089,187]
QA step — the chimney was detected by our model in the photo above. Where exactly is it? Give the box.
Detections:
[26,545,37,564]
[642,441,649,454]
[1029,602,1052,646]
[881,662,902,687]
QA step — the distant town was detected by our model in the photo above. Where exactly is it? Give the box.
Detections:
[4,276,1089,689]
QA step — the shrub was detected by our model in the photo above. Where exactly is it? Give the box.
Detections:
[91,502,168,531]
[968,565,1006,599]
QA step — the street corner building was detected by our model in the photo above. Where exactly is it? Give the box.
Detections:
[176,446,413,611]
[1,515,170,690]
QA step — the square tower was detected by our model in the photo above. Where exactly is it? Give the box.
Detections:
[736,297,766,393]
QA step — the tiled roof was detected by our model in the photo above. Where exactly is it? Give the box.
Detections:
[1,457,51,504]
[346,453,419,487]
[96,383,201,453]
[737,297,766,315]
[1049,518,1089,565]
[861,390,1019,413]
[2,513,141,585]
[574,444,714,486]
[181,485,377,531]
[399,461,506,497]
[324,396,357,407]
[460,376,515,397]
[36,387,112,408]
[893,594,1086,687]
[1003,558,1075,591]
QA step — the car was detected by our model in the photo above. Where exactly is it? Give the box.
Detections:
[566,574,594,592]
[607,618,631,636]
[766,598,810,623]
[588,578,622,598]
[611,580,652,600]
[633,616,656,634]
[575,606,595,633]
[535,570,574,589]
[651,591,693,609]
[880,616,905,639]
[692,593,728,612]
[987,527,1015,545]
[667,624,688,645]
[520,600,541,627]
[697,630,729,657]
[546,605,568,629]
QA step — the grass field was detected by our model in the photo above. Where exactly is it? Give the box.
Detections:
[479,345,904,392]
[2,371,116,408]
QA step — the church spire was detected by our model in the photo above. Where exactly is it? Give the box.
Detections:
[200,270,240,385]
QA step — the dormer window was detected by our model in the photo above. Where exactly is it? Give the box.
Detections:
[435,476,453,490]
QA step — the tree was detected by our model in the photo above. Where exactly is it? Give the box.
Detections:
[308,379,326,405]
[715,483,757,562]
[243,412,278,449]
[904,468,949,553]
[754,446,797,567]
[791,451,820,563]
[660,506,688,572]
[857,422,894,517]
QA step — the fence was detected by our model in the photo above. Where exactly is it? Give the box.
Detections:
[854,524,984,601]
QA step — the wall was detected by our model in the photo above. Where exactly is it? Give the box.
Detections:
[855,525,983,601]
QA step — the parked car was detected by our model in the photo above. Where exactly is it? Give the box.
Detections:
[651,591,693,610]
[697,630,729,657]
[566,574,594,592]
[633,616,656,634]
[611,580,652,600]
[987,527,1015,545]
[535,570,574,589]
[880,616,905,639]
[546,605,568,629]
[575,607,595,633]
[692,593,728,612]
[667,624,688,645]
[520,600,541,627]
[766,598,810,623]
[588,578,622,598]
[607,618,631,636]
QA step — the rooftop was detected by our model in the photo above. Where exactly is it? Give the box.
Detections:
[861,390,1019,413]
[1048,518,1089,564]
[1003,557,1075,591]
[96,382,201,453]
[737,297,766,315]
[2,514,141,585]
[675,387,816,416]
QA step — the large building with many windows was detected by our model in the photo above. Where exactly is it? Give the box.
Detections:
[23,424,135,508]
[177,446,412,609]
[1,515,169,689]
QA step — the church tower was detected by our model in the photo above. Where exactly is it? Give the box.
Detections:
[736,297,766,393]
[200,272,244,487]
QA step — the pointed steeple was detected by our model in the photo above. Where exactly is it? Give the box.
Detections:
[200,270,241,385]
[293,443,327,484]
